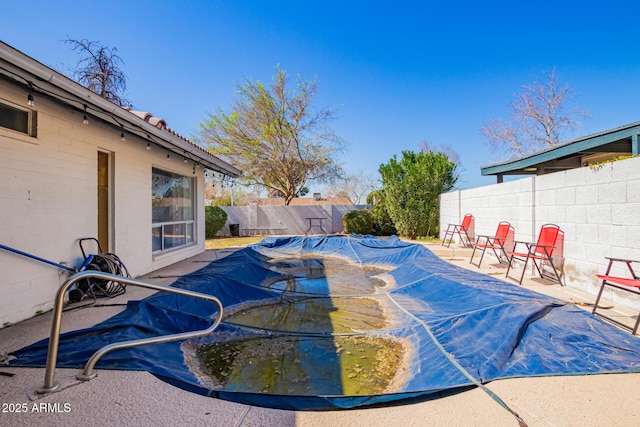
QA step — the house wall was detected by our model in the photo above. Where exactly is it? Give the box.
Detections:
[440,156,640,310]
[219,204,367,235]
[0,81,205,326]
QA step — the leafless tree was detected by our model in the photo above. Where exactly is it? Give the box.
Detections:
[481,68,587,158]
[324,171,377,204]
[65,38,133,108]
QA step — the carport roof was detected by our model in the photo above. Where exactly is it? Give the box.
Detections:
[481,121,640,183]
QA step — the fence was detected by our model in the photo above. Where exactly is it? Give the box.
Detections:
[440,156,640,310]
[219,204,367,236]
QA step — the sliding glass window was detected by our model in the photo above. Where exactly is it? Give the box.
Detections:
[152,167,195,252]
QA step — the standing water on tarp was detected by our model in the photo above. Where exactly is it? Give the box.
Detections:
[187,256,407,396]
[196,335,403,395]
[266,257,388,295]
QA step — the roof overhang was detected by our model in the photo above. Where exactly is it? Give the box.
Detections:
[0,42,241,177]
[481,122,640,180]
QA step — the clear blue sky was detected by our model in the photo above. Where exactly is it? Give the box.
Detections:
[3,1,640,191]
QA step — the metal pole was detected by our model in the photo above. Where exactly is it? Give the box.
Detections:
[77,311,221,381]
[37,270,223,394]
[0,243,75,272]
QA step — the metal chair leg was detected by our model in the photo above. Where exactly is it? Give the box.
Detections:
[477,245,487,267]
[518,254,531,285]
[592,282,606,315]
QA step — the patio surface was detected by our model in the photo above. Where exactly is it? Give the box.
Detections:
[1,240,639,426]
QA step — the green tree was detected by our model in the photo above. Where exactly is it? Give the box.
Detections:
[379,150,457,239]
[200,67,344,205]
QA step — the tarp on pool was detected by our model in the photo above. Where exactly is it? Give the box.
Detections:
[8,235,640,410]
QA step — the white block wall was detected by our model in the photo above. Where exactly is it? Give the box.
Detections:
[440,156,640,310]
[220,204,367,235]
[1,82,207,326]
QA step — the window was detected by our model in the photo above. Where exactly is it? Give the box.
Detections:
[0,100,37,137]
[152,167,195,252]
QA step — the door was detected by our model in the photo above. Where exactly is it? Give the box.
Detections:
[97,151,110,252]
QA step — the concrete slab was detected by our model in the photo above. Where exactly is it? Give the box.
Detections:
[1,241,639,427]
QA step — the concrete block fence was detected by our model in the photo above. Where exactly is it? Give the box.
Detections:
[440,156,640,310]
[219,204,367,236]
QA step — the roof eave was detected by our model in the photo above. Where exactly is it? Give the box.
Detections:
[481,122,640,176]
[0,42,241,177]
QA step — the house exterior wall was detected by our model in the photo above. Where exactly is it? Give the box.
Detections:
[440,156,640,310]
[0,80,205,326]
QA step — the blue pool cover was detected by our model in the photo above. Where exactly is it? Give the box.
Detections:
[8,235,640,410]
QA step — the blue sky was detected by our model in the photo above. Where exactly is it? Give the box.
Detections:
[3,1,640,191]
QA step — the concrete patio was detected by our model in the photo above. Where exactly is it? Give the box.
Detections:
[1,240,638,426]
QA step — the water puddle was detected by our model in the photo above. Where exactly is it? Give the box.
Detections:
[225,297,386,334]
[267,257,388,294]
[187,256,407,396]
[196,335,403,396]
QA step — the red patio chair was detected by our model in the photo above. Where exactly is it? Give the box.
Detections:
[592,257,640,335]
[469,221,515,268]
[505,223,564,285]
[442,214,474,248]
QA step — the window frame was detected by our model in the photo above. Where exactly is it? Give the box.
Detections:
[0,97,37,138]
[151,167,196,253]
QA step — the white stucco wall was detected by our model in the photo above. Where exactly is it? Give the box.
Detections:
[1,82,206,326]
[440,156,640,310]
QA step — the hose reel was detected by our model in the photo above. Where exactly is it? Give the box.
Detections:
[68,238,130,303]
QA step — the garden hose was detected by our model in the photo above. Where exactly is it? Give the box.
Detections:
[69,253,130,302]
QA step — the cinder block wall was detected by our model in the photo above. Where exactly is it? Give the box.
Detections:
[440,156,640,310]
[220,205,367,235]
[1,83,206,326]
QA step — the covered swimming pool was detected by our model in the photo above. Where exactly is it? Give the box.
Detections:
[8,235,640,410]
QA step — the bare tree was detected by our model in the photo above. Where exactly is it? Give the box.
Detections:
[481,68,587,158]
[65,38,133,108]
[324,171,377,204]
[205,182,257,206]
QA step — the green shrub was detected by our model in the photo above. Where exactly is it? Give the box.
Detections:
[342,209,374,235]
[366,190,397,236]
[205,206,228,238]
[379,150,457,239]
